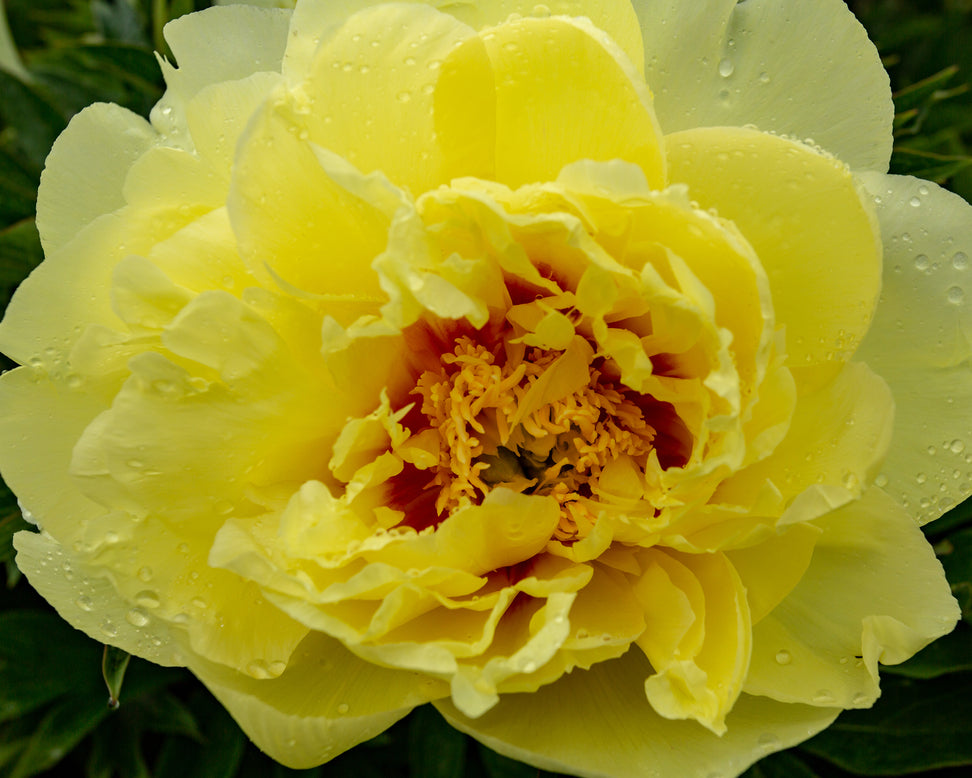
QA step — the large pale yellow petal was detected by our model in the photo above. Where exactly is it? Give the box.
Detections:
[35,103,156,255]
[437,649,839,778]
[14,531,182,665]
[189,631,447,769]
[153,4,290,142]
[745,489,959,709]
[637,0,893,171]
[282,0,645,80]
[666,127,882,386]
[854,173,972,524]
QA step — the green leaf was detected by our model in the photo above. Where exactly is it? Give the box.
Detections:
[137,691,203,740]
[479,745,541,778]
[85,713,151,778]
[890,147,972,182]
[0,69,67,172]
[407,705,467,778]
[936,526,972,624]
[8,690,111,778]
[102,645,132,710]
[744,750,825,778]
[0,610,103,722]
[893,65,961,115]
[0,148,38,224]
[153,689,246,778]
[801,674,972,774]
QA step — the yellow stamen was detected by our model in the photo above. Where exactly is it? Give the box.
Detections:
[411,336,656,541]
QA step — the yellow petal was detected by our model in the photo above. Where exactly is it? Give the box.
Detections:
[35,103,156,255]
[667,127,882,387]
[745,488,959,709]
[14,531,182,665]
[635,549,751,733]
[854,172,972,524]
[228,94,399,299]
[715,361,894,513]
[437,649,839,778]
[639,0,893,171]
[189,631,447,769]
[484,15,665,189]
[282,0,645,81]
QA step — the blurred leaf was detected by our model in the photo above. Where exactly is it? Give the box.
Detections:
[893,64,962,114]
[153,689,246,778]
[91,0,149,47]
[890,147,972,181]
[0,0,29,83]
[0,69,66,172]
[0,610,103,722]
[85,713,150,778]
[0,149,38,224]
[936,526,972,623]
[925,495,972,539]
[8,691,111,778]
[479,745,541,778]
[0,218,43,314]
[801,674,972,774]
[745,750,824,778]
[884,622,972,679]
[102,646,132,710]
[408,705,467,778]
[137,691,203,740]
[0,509,30,581]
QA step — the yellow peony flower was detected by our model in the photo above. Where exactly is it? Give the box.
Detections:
[1,0,969,775]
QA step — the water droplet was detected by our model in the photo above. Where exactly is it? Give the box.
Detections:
[76,595,94,612]
[126,459,144,470]
[126,608,150,628]
[950,439,965,454]
[396,90,412,103]
[775,650,792,665]
[104,531,120,545]
[909,196,921,208]
[137,566,153,583]
[135,590,160,608]
[248,661,271,679]
[914,254,930,271]
[918,184,929,196]
[812,690,835,704]
[718,58,734,77]
[852,692,869,705]
[337,703,350,715]
[522,661,537,673]
[953,251,968,270]
[947,286,964,305]
[532,3,551,16]
[191,597,208,610]
[100,619,118,638]
[269,661,287,675]
[842,473,860,491]
[916,472,927,484]
[759,71,770,84]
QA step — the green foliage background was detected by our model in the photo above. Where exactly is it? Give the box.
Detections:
[1,1,971,776]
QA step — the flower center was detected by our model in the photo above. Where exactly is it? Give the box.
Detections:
[407,334,657,541]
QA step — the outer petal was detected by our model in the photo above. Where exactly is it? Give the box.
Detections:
[14,530,182,665]
[637,0,893,171]
[437,649,839,778]
[854,173,972,524]
[745,489,959,709]
[282,0,646,80]
[666,127,882,386]
[153,4,291,142]
[35,103,156,255]
[188,631,448,769]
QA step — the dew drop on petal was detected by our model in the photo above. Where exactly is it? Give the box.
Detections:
[774,649,792,665]
[953,251,968,270]
[947,286,964,305]
[126,608,150,628]
[76,595,93,612]
[718,58,734,77]
[337,703,350,715]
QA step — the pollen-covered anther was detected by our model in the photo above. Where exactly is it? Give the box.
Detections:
[410,335,657,541]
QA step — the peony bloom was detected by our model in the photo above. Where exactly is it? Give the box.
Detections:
[1,0,969,775]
